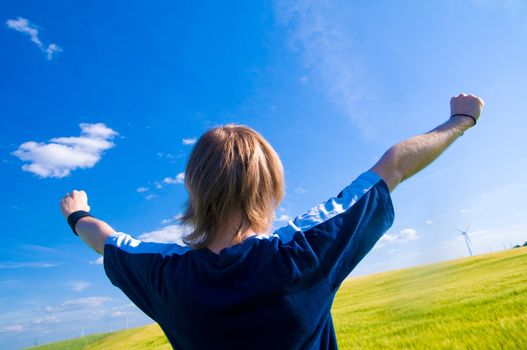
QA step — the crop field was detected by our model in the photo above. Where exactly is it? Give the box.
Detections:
[28,247,527,349]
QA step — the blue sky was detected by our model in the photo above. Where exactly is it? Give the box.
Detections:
[1,0,526,348]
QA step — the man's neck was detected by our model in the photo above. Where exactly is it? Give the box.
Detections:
[206,228,258,254]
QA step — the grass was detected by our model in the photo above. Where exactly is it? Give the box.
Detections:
[27,333,114,350]
[333,247,527,349]
[27,247,527,349]
[28,325,172,350]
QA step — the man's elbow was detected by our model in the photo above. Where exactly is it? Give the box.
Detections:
[370,149,403,192]
[372,168,401,192]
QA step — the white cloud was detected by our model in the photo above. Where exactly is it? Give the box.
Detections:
[69,281,90,292]
[399,228,419,240]
[275,1,373,134]
[11,123,118,178]
[275,214,291,222]
[426,220,433,224]
[111,311,126,317]
[164,172,185,184]
[379,228,420,246]
[145,194,157,201]
[6,18,40,46]
[383,235,397,243]
[182,137,197,145]
[136,186,149,193]
[6,17,62,60]
[44,43,61,60]
[161,213,183,225]
[157,152,175,159]
[177,172,185,183]
[138,224,191,245]
[163,177,176,184]
[90,256,103,265]
[154,181,163,189]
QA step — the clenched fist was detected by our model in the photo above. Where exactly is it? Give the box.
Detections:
[60,190,91,219]
[450,93,485,124]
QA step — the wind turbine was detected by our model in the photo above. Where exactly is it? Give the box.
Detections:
[456,225,473,256]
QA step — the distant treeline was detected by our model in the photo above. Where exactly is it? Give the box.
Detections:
[513,241,527,249]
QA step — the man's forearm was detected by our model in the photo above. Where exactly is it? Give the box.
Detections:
[371,116,474,191]
[75,216,116,255]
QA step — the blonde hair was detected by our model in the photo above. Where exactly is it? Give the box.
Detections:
[181,124,284,249]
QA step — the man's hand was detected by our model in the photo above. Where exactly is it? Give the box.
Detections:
[60,190,91,219]
[60,190,114,254]
[450,93,485,122]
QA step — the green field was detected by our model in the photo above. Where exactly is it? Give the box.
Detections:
[28,247,527,349]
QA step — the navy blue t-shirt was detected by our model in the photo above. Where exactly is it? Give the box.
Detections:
[104,170,394,349]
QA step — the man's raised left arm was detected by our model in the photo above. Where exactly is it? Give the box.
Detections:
[60,190,115,254]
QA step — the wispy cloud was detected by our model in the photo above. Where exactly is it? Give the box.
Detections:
[0,280,24,290]
[6,17,62,60]
[471,0,525,15]
[182,137,197,145]
[11,123,118,178]
[157,152,175,159]
[136,186,149,193]
[163,172,185,184]
[412,160,467,185]
[157,151,185,162]
[68,281,90,292]
[18,244,62,255]
[0,296,148,348]
[41,297,111,314]
[294,186,307,194]
[275,1,373,134]
[0,261,59,269]
[1,324,23,333]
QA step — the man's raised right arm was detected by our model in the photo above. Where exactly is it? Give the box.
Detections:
[371,93,484,192]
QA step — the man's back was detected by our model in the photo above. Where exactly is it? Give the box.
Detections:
[103,171,394,349]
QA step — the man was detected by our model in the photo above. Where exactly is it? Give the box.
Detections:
[60,93,484,349]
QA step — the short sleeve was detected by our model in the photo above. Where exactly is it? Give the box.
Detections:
[274,170,394,292]
[103,232,191,320]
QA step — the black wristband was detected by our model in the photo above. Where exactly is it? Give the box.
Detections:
[450,113,477,126]
[67,210,93,236]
